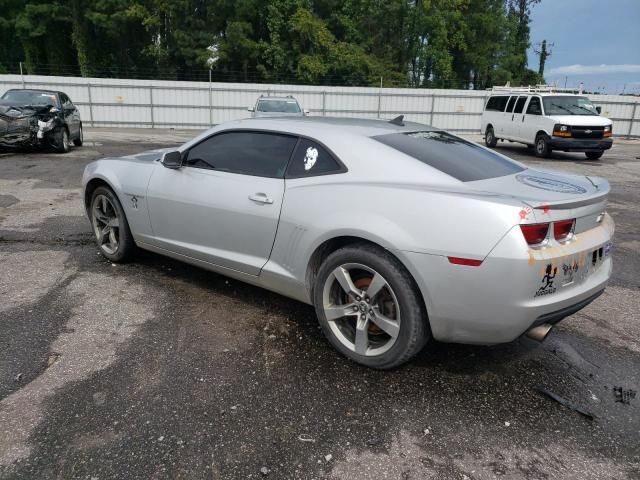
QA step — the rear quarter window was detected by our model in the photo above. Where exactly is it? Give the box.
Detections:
[485,96,509,112]
[373,131,524,182]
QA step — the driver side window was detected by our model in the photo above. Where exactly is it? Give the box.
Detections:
[526,97,542,115]
[184,131,298,178]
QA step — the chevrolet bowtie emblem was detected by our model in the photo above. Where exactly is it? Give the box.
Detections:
[585,129,592,134]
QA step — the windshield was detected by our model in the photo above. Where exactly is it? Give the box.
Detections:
[542,96,598,116]
[1,90,59,107]
[374,131,524,182]
[256,99,301,113]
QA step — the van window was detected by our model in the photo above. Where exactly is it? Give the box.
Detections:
[514,96,527,114]
[505,96,517,113]
[526,97,542,115]
[485,96,509,112]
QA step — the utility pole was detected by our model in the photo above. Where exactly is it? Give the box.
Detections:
[534,40,553,79]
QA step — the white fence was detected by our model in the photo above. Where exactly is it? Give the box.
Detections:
[1,74,638,137]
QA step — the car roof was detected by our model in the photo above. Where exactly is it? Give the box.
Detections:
[222,116,435,138]
[257,96,299,102]
[4,88,61,95]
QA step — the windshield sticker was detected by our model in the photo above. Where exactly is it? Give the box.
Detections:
[304,147,318,170]
[516,174,587,194]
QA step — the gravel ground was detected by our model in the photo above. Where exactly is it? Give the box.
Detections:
[1,128,639,480]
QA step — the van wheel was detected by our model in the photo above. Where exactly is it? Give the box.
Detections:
[585,151,603,160]
[485,127,498,147]
[535,134,552,158]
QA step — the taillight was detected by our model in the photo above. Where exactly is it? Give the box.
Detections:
[554,219,575,241]
[448,257,482,267]
[520,223,549,245]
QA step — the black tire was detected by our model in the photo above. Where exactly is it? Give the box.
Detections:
[485,126,498,147]
[89,186,136,263]
[73,124,83,147]
[534,133,552,158]
[54,127,70,153]
[585,151,603,160]
[313,243,430,369]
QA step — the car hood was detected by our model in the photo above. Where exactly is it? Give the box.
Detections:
[110,147,175,163]
[547,115,611,126]
[0,102,55,119]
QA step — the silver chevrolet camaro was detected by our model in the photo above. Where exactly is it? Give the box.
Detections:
[82,116,614,369]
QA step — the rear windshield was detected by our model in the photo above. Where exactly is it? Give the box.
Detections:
[374,131,524,182]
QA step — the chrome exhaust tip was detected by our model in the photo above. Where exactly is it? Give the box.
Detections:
[526,323,553,342]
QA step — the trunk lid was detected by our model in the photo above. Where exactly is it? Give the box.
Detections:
[466,168,609,229]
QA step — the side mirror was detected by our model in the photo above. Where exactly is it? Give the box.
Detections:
[596,106,602,114]
[247,107,254,112]
[161,150,182,169]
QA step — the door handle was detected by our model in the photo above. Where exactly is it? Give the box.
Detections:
[248,193,274,204]
[511,114,514,121]
[522,115,525,122]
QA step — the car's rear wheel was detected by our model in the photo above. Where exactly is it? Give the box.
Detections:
[485,126,498,147]
[313,244,430,369]
[54,127,70,153]
[585,151,603,160]
[90,186,136,262]
[535,133,552,158]
[73,124,83,147]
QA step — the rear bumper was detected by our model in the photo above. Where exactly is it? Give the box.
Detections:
[402,214,614,345]
[549,137,613,152]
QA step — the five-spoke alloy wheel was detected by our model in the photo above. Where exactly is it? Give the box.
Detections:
[314,244,429,369]
[322,263,401,357]
[90,186,135,262]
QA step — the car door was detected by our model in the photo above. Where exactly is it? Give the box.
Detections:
[60,93,79,137]
[521,96,543,145]
[145,130,298,276]
[509,95,528,141]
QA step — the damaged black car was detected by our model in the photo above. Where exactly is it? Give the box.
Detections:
[0,89,83,153]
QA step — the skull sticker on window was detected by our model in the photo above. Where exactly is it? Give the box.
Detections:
[304,146,318,171]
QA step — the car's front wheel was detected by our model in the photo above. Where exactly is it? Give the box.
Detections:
[54,127,70,153]
[585,151,603,160]
[313,244,430,369]
[485,126,498,147]
[90,186,136,262]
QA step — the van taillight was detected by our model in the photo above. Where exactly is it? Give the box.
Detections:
[520,223,549,245]
[554,219,575,241]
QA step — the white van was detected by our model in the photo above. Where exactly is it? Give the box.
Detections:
[481,87,613,160]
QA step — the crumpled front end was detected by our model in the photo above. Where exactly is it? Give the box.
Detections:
[0,104,62,149]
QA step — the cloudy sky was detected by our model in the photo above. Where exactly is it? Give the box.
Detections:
[526,0,640,94]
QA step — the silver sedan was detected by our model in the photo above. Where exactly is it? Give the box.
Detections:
[82,116,614,368]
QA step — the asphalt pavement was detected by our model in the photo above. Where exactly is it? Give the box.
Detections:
[1,128,639,479]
